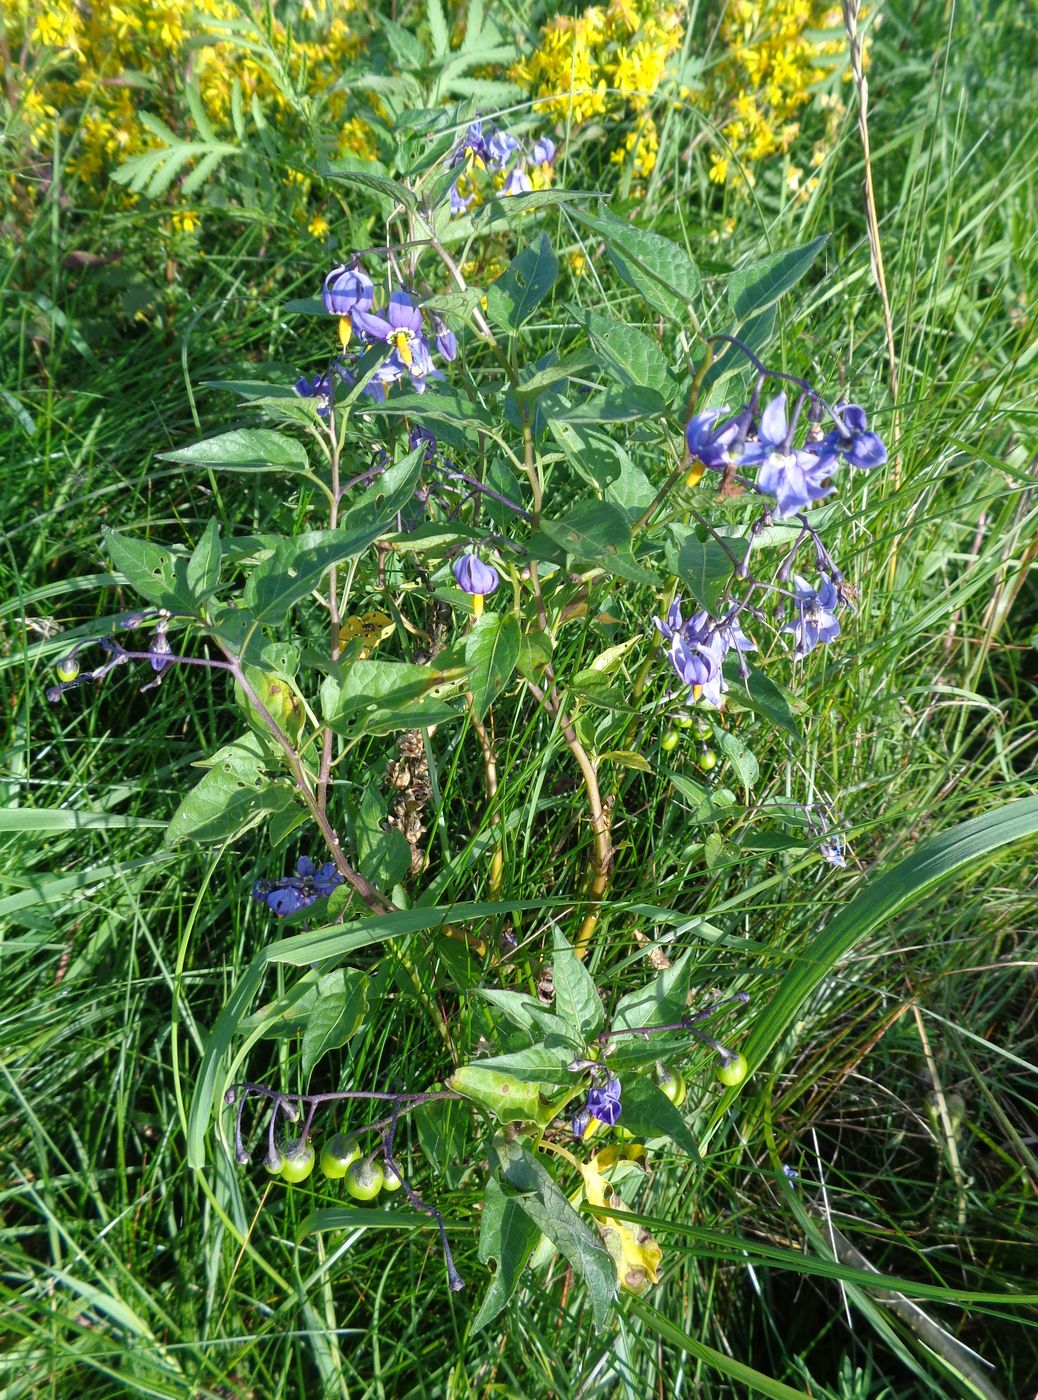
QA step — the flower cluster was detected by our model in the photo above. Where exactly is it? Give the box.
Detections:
[251,855,343,918]
[447,120,557,217]
[511,0,684,179]
[5,0,373,224]
[686,387,887,519]
[653,600,755,709]
[699,2,856,193]
[294,265,459,405]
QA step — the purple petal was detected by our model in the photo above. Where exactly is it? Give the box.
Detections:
[758,393,789,447]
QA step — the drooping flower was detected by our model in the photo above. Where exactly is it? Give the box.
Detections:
[586,1075,622,1127]
[450,119,491,170]
[531,135,556,166]
[784,575,841,658]
[449,180,475,216]
[252,855,343,918]
[453,553,499,617]
[488,129,520,169]
[294,371,334,417]
[572,1107,592,1140]
[684,406,740,470]
[431,314,457,362]
[741,394,836,517]
[502,166,532,196]
[654,598,754,709]
[819,833,847,867]
[322,265,374,347]
[816,402,888,471]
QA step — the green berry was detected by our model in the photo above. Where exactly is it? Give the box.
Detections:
[264,1149,285,1175]
[279,1138,315,1183]
[661,728,680,752]
[55,656,80,683]
[382,1164,403,1192]
[697,747,718,773]
[674,714,694,730]
[657,1068,687,1107]
[715,1053,748,1088]
[320,1133,362,1180]
[692,717,712,740]
[345,1158,384,1201]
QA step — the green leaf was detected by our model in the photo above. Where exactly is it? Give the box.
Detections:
[164,735,292,846]
[186,518,222,601]
[471,1043,577,1084]
[300,968,369,1080]
[448,1063,570,1127]
[476,989,574,1040]
[705,796,1038,1146]
[727,235,829,319]
[473,189,604,227]
[372,386,493,431]
[465,612,520,721]
[102,527,197,611]
[572,209,701,323]
[553,929,604,1042]
[492,1137,617,1328]
[157,428,309,471]
[554,385,667,424]
[715,729,759,796]
[243,525,385,624]
[583,311,674,399]
[540,502,656,586]
[666,530,740,613]
[511,353,600,402]
[427,0,450,55]
[610,948,696,1045]
[668,772,738,823]
[321,161,419,211]
[722,660,803,740]
[321,658,465,737]
[546,417,625,490]
[618,1074,697,1156]
[349,782,412,889]
[486,234,558,331]
[342,443,425,531]
[471,1175,542,1333]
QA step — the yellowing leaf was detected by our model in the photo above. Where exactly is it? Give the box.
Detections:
[579,1161,661,1295]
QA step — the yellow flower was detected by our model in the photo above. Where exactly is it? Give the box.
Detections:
[172,209,201,234]
[708,155,729,184]
[308,213,330,239]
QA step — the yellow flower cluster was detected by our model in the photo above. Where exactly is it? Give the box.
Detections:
[511,0,686,178]
[705,1,851,193]
[3,0,374,224]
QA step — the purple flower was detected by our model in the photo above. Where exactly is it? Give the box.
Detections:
[322,265,374,319]
[252,855,344,918]
[586,1075,622,1127]
[685,407,741,470]
[451,120,490,170]
[502,166,532,196]
[818,402,888,471]
[294,371,333,417]
[353,292,436,392]
[654,599,754,708]
[452,553,499,596]
[531,136,556,165]
[741,394,836,517]
[432,314,457,362]
[449,180,474,217]
[149,630,172,674]
[784,575,841,658]
[819,833,847,867]
[488,129,520,169]
[572,1107,592,1140]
